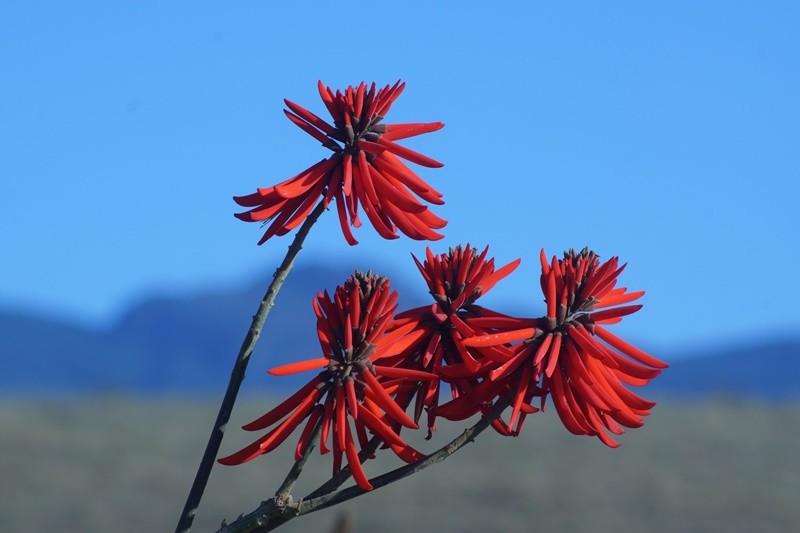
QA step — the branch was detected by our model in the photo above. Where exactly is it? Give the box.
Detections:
[216,409,325,533]
[275,407,325,504]
[304,391,417,499]
[295,394,512,516]
[305,435,383,499]
[220,394,513,532]
[175,200,328,533]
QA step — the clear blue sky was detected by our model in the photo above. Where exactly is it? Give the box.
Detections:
[2,2,798,355]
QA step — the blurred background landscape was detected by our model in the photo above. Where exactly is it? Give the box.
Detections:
[2,261,799,532]
[2,261,800,400]
[3,1,799,532]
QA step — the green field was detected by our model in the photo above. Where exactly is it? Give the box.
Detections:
[3,397,798,532]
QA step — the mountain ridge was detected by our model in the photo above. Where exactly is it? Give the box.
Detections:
[2,263,798,398]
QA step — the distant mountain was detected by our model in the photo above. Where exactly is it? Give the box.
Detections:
[647,337,800,401]
[0,262,427,395]
[1,263,799,398]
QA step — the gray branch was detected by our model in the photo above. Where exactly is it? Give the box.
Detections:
[176,200,328,533]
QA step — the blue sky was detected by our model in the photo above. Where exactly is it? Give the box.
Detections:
[2,2,798,356]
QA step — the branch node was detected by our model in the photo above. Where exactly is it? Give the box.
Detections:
[289,499,303,516]
[274,494,293,509]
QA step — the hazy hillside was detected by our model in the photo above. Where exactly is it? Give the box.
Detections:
[648,337,800,400]
[0,262,429,395]
[1,261,799,398]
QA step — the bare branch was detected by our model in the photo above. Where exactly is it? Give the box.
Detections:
[219,394,513,532]
[176,200,328,533]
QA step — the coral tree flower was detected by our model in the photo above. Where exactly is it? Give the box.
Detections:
[234,81,447,245]
[463,248,669,447]
[381,245,521,436]
[218,272,435,491]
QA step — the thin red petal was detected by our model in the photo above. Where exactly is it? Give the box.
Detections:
[344,423,373,491]
[594,325,668,369]
[268,357,329,376]
[462,328,536,348]
[242,376,324,431]
[380,122,445,141]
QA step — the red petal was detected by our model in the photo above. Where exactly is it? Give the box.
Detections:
[281,180,327,231]
[294,405,324,461]
[352,162,398,240]
[334,188,358,245]
[275,156,339,199]
[547,365,588,436]
[284,98,339,138]
[544,333,563,378]
[480,258,522,295]
[587,304,643,323]
[346,378,359,420]
[368,164,427,214]
[335,387,347,452]
[284,109,339,150]
[595,325,668,369]
[268,357,329,376]
[362,370,417,429]
[219,385,323,464]
[596,290,645,308]
[344,423,373,491]
[546,270,557,319]
[357,403,406,448]
[532,333,555,367]
[380,122,445,141]
[462,328,536,348]
[378,137,444,168]
[373,322,426,360]
[233,188,279,207]
[509,364,533,429]
[356,138,387,156]
[234,198,290,223]
[242,376,324,431]
[373,152,444,205]
[320,393,334,455]
[488,344,532,382]
[375,80,405,117]
[373,365,438,381]
[317,81,341,123]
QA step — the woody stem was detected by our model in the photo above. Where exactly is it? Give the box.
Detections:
[175,200,328,533]
[217,393,513,532]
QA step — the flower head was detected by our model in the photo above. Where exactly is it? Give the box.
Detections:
[381,245,521,435]
[462,248,668,446]
[234,81,446,245]
[218,272,435,491]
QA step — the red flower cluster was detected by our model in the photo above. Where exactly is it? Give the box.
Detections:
[220,246,666,492]
[461,248,668,446]
[218,272,436,491]
[382,245,521,436]
[233,81,446,245]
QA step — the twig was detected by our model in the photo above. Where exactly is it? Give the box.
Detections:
[216,417,385,533]
[275,407,325,503]
[305,435,383,499]
[175,200,328,533]
[220,394,513,532]
[216,408,325,533]
[304,393,416,499]
[295,394,512,516]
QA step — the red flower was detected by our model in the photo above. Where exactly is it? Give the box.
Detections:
[234,81,447,245]
[380,245,520,436]
[218,272,435,491]
[463,248,668,446]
